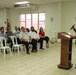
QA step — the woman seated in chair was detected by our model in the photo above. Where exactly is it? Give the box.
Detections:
[39,27,54,48]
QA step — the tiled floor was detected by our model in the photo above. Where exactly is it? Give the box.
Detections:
[0,43,76,75]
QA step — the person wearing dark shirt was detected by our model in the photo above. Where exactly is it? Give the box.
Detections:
[0,27,7,38]
[6,27,14,48]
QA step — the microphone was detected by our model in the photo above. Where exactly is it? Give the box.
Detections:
[70,24,76,32]
[70,24,75,30]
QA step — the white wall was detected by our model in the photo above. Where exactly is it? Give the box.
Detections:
[0,1,76,42]
[0,9,6,27]
[8,3,60,39]
[62,1,76,35]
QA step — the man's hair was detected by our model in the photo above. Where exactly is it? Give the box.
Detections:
[0,27,4,30]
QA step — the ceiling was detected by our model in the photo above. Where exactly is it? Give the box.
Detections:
[0,0,76,8]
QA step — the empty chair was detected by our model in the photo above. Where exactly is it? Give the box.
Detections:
[11,36,23,55]
[0,37,12,58]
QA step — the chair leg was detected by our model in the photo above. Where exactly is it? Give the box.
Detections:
[4,49,6,59]
[17,47,19,55]
[12,47,13,52]
[19,46,23,54]
[9,48,12,56]
[75,64,76,68]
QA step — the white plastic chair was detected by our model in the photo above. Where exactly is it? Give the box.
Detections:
[11,36,23,55]
[43,40,46,49]
[0,37,12,58]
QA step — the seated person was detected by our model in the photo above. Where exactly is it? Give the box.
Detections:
[39,27,54,48]
[0,27,10,53]
[19,26,30,54]
[13,26,21,44]
[26,28,30,33]
[29,26,39,52]
[0,27,7,46]
[29,26,44,52]
[6,27,14,48]
[0,27,7,38]
[17,27,21,32]
[13,26,20,37]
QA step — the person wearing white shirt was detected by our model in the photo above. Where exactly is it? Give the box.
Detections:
[29,26,39,52]
[29,26,44,52]
[19,27,30,54]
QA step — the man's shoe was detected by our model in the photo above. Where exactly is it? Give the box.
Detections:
[35,50,38,52]
[31,50,35,52]
[46,45,49,48]
[26,52,30,54]
[40,48,45,50]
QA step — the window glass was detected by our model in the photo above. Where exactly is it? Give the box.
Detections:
[26,14,31,28]
[20,13,45,30]
[32,13,38,30]
[20,14,25,21]
[39,13,45,21]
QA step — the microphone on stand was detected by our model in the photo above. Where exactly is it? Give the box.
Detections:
[70,24,76,32]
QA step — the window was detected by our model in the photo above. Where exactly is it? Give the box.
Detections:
[20,13,45,30]
[26,14,31,28]
[20,14,25,27]
[32,13,38,30]
[39,13,45,29]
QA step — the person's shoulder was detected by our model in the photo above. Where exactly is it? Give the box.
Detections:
[29,31,32,34]
[5,31,7,34]
[4,32,6,35]
[34,30,37,33]
[20,31,23,34]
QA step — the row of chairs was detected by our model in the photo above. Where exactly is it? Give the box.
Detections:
[0,36,46,58]
[0,37,12,58]
[0,36,23,58]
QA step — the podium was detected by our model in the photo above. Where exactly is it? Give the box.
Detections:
[58,32,75,69]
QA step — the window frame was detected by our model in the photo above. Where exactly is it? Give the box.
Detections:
[20,12,45,30]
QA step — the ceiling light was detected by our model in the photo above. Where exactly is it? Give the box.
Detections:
[14,3,34,8]
[15,1,29,4]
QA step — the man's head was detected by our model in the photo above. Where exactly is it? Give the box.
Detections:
[30,26,35,31]
[15,26,18,30]
[0,27,4,33]
[21,26,25,32]
[7,27,11,32]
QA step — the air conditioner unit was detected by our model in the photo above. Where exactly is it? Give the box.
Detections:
[14,3,36,9]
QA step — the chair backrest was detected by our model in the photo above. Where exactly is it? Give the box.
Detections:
[11,36,18,45]
[0,37,7,47]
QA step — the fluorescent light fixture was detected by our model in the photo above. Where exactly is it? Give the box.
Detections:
[15,1,29,4]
